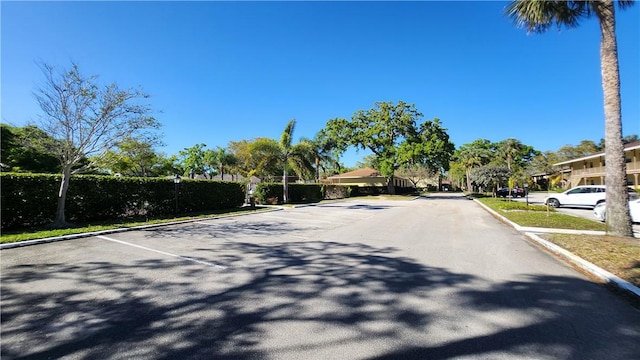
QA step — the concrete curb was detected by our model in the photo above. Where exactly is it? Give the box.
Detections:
[472,198,640,300]
[0,207,283,250]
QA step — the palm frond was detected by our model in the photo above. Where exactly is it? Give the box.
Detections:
[280,119,296,150]
[505,0,591,33]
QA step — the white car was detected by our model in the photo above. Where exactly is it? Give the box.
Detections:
[545,185,638,209]
[593,199,640,223]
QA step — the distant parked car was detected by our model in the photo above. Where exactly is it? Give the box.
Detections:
[496,187,526,198]
[593,198,640,223]
[545,185,638,209]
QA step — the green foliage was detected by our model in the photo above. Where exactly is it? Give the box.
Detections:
[33,61,160,226]
[398,118,455,174]
[479,197,550,212]
[253,183,283,204]
[0,124,61,173]
[98,137,166,176]
[470,165,512,191]
[229,138,284,181]
[477,198,604,231]
[1,173,244,230]
[179,143,209,178]
[322,185,352,200]
[253,183,323,204]
[348,101,422,179]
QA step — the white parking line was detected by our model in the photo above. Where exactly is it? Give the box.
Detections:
[96,235,228,269]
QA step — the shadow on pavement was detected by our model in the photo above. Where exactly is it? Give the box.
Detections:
[2,240,639,359]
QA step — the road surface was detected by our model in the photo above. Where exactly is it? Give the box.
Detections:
[2,194,639,359]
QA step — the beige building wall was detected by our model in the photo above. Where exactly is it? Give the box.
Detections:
[554,143,640,189]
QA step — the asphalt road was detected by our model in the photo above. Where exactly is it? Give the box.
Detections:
[2,194,639,359]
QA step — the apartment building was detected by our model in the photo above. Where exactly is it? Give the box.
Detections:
[553,141,640,189]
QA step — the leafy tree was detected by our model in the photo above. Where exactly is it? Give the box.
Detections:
[622,134,639,144]
[598,134,639,149]
[447,161,467,190]
[156,154,184,177]
[342,101,453,194]
[318,117,351,174]
[98,137,163,177]
[396,164,436,189]
[355,154,380,170]
[398,118,455,175]
[0,124,60,173]
[33,62,159,227]
[179,143,208,178]
[555,140,601,161]
[453,139,493,192]
[506,0,634,236]
[309,126,348,181]
[470,165,512,195]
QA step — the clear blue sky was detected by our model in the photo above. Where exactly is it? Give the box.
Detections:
[2,1,638,167]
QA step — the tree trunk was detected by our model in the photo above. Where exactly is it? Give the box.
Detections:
[283,167,289,204]
[315,155,320,183]
[466,168,473,193]
[595,0,633,237]
[53,165,72,228]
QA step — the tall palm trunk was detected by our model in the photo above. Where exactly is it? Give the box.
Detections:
[595,0,633,237]
[466,167,473,193]
[282,167,289,204]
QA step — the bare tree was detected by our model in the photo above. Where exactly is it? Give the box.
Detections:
[33,62,159,227]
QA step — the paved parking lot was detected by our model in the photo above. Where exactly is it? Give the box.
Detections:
[2,195,639,359]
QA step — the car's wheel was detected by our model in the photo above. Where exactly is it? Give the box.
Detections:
[547,198,560,208]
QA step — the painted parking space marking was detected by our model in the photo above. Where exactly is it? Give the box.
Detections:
[96,235,228,269]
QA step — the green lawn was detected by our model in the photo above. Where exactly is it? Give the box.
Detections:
[541,233,640,288]
[476,197,607,231]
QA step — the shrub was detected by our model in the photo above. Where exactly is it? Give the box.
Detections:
[322,185,352,200]
[1,173,245,230]
[253,183,324,204]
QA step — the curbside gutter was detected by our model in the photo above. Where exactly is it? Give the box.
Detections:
[472,198,640,301]
[0,207,283,250]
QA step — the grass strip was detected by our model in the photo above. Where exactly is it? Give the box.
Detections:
[477,198,607,231]
[540,234,640,288]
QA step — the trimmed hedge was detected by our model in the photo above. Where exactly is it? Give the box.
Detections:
[254,183,358,204]
[254,183,323,204]
[1,173,245,230]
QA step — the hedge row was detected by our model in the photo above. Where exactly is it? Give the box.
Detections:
[252,182,418,204]
[1,173,245,230]
[253,183,351,204]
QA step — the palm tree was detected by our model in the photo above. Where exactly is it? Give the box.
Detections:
[506,0,634,237]
[214,147,237,180]
[455,140,493,192]
[274,119,314,203]
[498,138,524,171]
